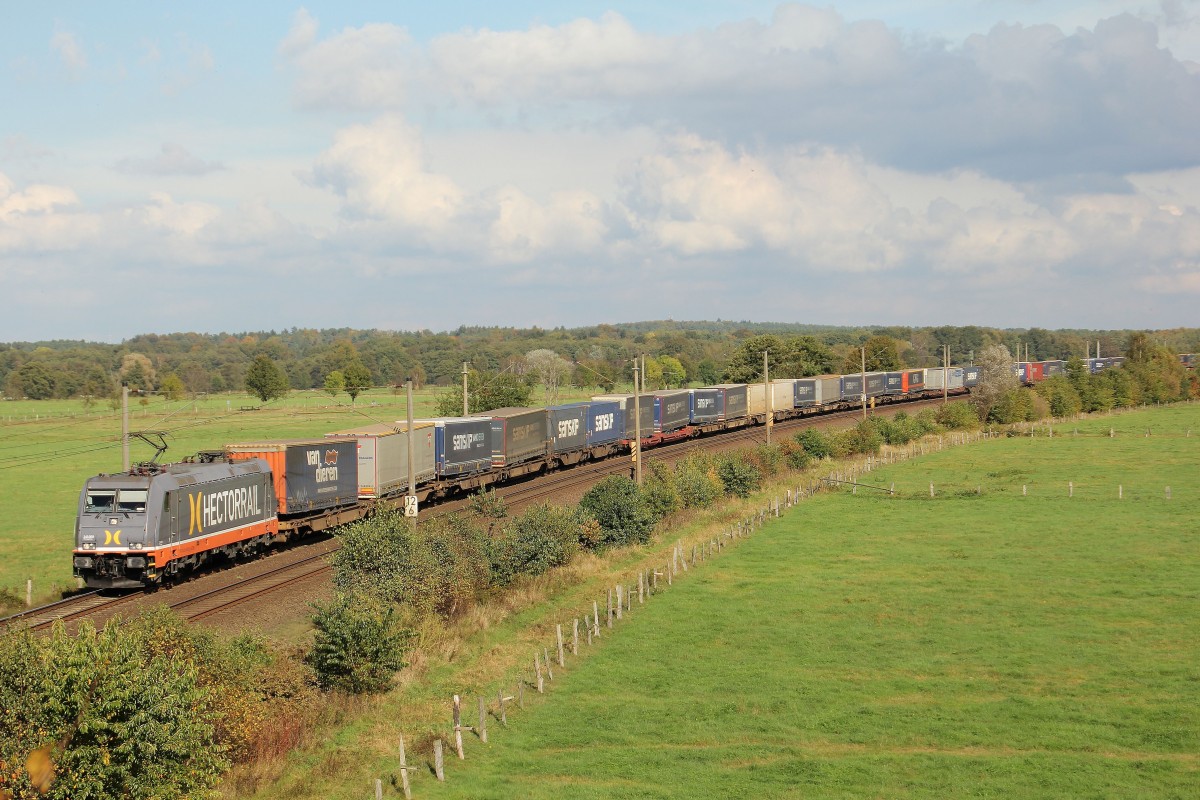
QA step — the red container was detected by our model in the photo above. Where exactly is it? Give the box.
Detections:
[1027,362,1047,383]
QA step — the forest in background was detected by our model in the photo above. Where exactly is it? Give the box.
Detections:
[3,320,1199,401]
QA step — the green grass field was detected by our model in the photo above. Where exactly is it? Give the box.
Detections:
[0,384,614,604]
[412,405,1199,799]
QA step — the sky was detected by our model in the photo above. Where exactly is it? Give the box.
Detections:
[2,1,1199,342]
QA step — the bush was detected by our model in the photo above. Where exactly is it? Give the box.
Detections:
[715,454,762,498]
[988,388,1035,424]
[640,461,681,520]
[673,454,723,508]
[579,476,657,547]
[1034,376,1081,418]
[490,503,582,585]
[935,400,980,430]
[0,615,228,799]
[329,505,413,602]
[752,444,786,477]
[779,439,812,470]
[307,594,411,694]
[794,428,832,460]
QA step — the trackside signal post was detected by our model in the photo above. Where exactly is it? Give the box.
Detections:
[461,362,469,416]
[861,347,867,420]
[405,379,418,528]
[633,357,642,486]
[763,350,772,445]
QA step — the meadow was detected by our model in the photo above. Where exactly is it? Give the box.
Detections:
[404,404,1199,799]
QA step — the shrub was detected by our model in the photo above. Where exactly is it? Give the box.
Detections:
[752,444,785,477]
[674,454,723,508]
[579,476,657,547]
[715,453,762,498]
[490,503,582,585]
[0,616,228,800]
[640,461,681,520]
[307,594,411,694]
[1034,376,1081,418]
[329,505,412,602]
[794,428,832,460]
[779,439,812,470]
[935,400,980,430]
[988,387,1035,424]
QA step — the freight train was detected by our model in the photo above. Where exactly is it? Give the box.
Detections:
[63,359,1073,588]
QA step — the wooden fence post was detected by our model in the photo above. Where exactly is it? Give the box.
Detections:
[572,618,579,655]
[1165,486,1171,500]
[929,482,935,498]
[607,589,614,628]
[638,572,644,604]
[1022,484,1027,496]
[498,688,507,727]
[26,579,32,608]
[453,695,465,759]
[616,585,623,620]
[586,616,593,646]
[398,734,412,799]
[535,653,544,693]
[518,680,524,708]
[593,601,600,637]
[375,778,383,800]
[1119,484,1123,500]
[1069,481,1074,498]
[434,739,445,781]
[544,647,554,681]
[652,568,658,590]
[556,624,565,667]
[478,696,487,743]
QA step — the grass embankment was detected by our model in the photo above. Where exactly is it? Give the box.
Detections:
[372,404,1196,799]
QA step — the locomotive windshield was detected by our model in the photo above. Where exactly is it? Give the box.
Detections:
[117,489,148,513]
[84,488,148,513]
[85,489,116,512]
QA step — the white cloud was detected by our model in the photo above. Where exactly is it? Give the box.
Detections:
[279,5,1200,183]
[305,116,463,230]
[114,143,225,176]
[280,8,416,110]
[50,30,87,75]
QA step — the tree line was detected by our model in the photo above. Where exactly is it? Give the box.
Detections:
[4,323,1199,403]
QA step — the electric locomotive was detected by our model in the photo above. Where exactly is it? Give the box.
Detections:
[73,457,278,589]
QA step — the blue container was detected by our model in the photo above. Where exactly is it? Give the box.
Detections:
[794,379,817,406]
[653,390,691,434]
[423,418,493,478]
[840,374,863,401]
[883,372,903,394]
[710,384,748,421]
[864,373,887,398]
[689,388,722,424]
[547,404,589,454]
[962,366,981,387]
[583,400,623,445]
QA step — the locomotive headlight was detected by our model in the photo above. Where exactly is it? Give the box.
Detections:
[82,542,96,550]
[130,542,143,550]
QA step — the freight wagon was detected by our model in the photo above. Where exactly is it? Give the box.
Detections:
[225,439,359,516]
[747,382,796,418]
[324,423,436,500]
[592,394,656,441]
[473,407,550,472]
[706,384,749,422]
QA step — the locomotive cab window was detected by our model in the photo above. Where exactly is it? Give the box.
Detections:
[117,489,148,513]
[85,490,116,513]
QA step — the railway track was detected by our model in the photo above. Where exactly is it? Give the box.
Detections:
[3,393,956,633]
